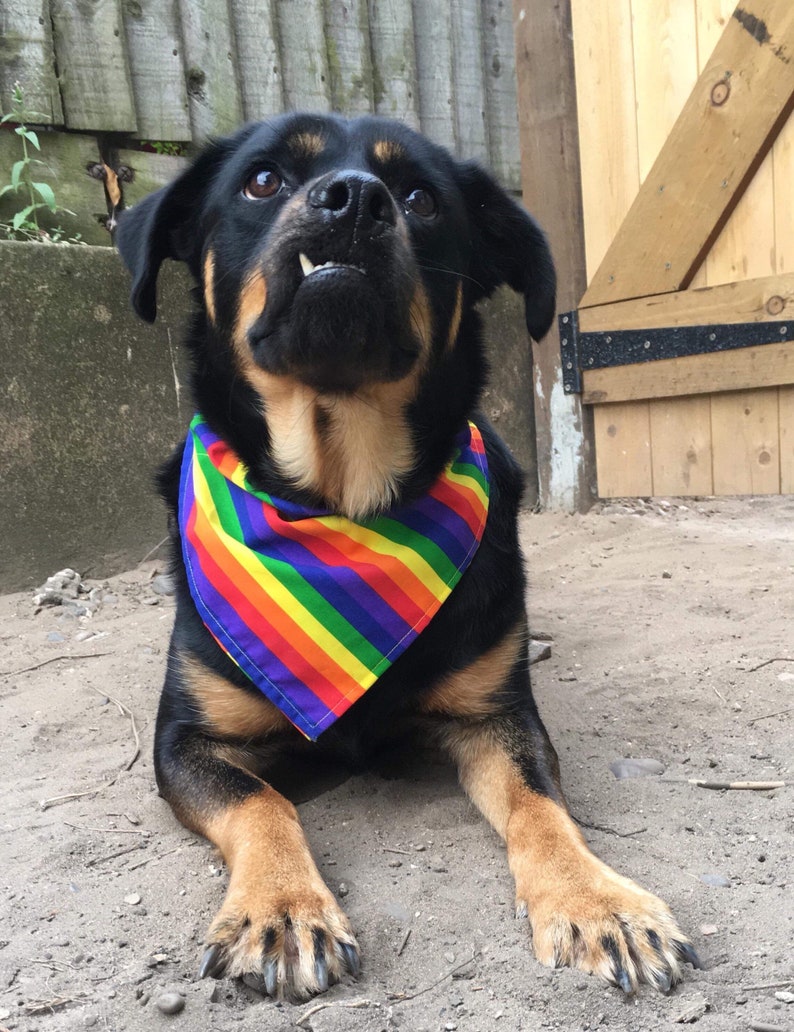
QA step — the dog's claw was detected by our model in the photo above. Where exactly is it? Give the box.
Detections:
[198,943,226,979]
[653,969,673,993]
[614,967,634,995]
[340,941,361,977]
[674,940,703,970]
[264,957,279,997]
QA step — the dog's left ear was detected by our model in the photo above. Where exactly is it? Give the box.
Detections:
[456,161,556,342]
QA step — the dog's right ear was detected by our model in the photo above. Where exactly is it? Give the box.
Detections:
[115,141,229,323]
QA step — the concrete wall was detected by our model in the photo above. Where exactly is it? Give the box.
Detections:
[0,242,536,593]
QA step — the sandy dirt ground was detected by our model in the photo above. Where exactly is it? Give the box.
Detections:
[1,496,792,1032]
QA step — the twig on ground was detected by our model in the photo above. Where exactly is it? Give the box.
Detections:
[741,979,793,992]
[63,821,149,837]
[711,685,726,702]
[139,537,169,566]
[748,707,794,725]
[388,953,479,1002]
[397,927,412,956]
[296,998,380,1027]
[24,995,82,1015]
[687,779,785,791]
[39,687,141,810]
[382,847,412,855]
[85,842,145,867]
[575,817,647,838]
[126,844,183,871]
[748,1023,787,1032]
[1,653,110,677]
[745,657,794,673]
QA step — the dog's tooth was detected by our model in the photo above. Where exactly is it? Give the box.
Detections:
[299,252,315,277]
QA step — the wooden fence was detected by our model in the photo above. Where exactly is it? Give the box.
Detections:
[0,0,521,243]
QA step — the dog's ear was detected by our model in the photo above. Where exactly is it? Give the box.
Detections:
[115,141,229,322]
[456,161,556,342]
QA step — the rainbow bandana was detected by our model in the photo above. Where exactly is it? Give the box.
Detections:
[179,415,490,739]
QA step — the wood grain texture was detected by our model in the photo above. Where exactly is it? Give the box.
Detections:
[583,341,794,405]
[413,0,456,150]
[50,0,137,132]
[581,0,794,307]
[482,0,520,188]
[450,0,489,163]
[325,0,373,114]
[0,0,64,124]
[229,0,283,119]
[649,396,713,496]
[711,388,780,494]
[367,0,419,125]
[579,273,794,332]
[121,0,192,140]
[178,0,243,140]
[276,0,331,112]
[593,402,652,498]
[780,386,794,492]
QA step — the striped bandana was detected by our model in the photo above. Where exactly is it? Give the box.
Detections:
[179,414,490,740]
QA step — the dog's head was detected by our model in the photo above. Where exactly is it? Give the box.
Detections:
[117,114,555,515]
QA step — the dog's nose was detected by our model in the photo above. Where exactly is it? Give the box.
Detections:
[307,171,396,235]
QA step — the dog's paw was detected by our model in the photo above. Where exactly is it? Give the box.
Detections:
[198,887,360,1000]
[516,860,700,994]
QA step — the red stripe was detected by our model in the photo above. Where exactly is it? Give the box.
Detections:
[428,476,486,537]
[188,502,356,711]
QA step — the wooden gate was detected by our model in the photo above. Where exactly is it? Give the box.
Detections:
[563,0,794,498]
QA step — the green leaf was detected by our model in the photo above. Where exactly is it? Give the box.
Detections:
[12,205,37,231]
[11,159,25,189]
[16,127,40,150]
[32,181,56,211]
[0,184,16,198]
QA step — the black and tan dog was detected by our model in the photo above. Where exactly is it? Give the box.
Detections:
[117,113,699,1000]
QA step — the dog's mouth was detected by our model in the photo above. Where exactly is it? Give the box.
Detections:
[297,252,367,280]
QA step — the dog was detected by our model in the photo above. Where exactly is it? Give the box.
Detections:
[116,112,699,1000]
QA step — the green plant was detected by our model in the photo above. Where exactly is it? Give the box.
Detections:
[140,139,185,157]
[0,82,76,242]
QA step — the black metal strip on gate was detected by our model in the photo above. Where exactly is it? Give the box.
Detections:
[558,311,793,395]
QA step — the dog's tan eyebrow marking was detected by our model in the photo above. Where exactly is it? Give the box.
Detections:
[203,249,216,324]
[288,131,326,158]
[234,268,268,348]
[372,139,405,164]
[446,281,463,351]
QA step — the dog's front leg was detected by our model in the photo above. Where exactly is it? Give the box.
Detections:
[442,711,700,993]
[155,686,359,999]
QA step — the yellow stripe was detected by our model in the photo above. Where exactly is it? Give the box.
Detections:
[445,465,489,511]
[320,515,450,598]
[193,459,374,686]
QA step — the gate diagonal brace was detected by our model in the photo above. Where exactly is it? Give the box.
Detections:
[558,312,794,395]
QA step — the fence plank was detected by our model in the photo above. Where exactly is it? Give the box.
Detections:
[117,149,189,205]
[178,0,243,141]
[0,0,63,124]
[649,396,713,496]
[711,388,780,494]
[482,0,520,188]
[450,0,489,163]
[413,0,456,150]
[50,0,137,132]
[780,386,794,492]
[325,0,373,114]
[276,0,332,112]
[368,0,419,126]
[0,131,108,244]
[121,0,192,140]
[593,402,652,498]
[229,0,283,120]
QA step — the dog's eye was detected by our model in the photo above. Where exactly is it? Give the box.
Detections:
[404,187,437,218]
[244,169,283,200]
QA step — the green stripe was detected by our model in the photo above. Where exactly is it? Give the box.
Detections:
[194,440,387,673]
[368,512,459,584]
[450,459,489,497]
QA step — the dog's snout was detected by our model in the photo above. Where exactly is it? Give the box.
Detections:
[307,171,395,234]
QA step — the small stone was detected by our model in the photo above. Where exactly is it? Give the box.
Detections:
[338,882,349,897]
[609,757,665,779]
[47,631,66,643]
[414,844,426,852]
[388,859,402,868]
[141,596,160,606]
[156,992,185,1015]
[775,991,794,1003]
[662,570,672,579]
[699,924,718,936]
[699,873,731,888]
[124,893,142,906]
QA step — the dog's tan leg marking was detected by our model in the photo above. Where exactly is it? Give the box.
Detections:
[203,249,216,324]
[421,622,524,719]
[182,656,291,739]
[201,787,358,998]
[444,725,696,992]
